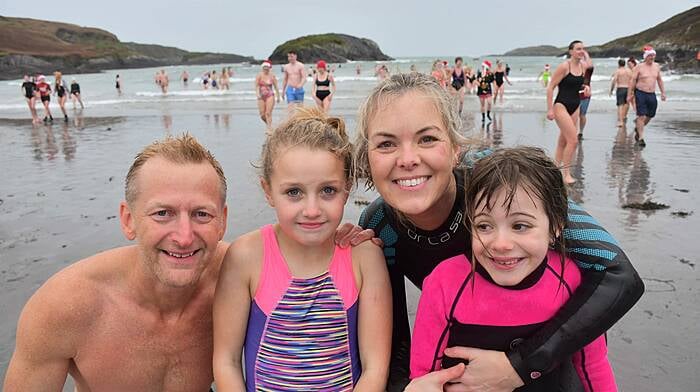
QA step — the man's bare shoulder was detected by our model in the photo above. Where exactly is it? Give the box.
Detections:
[25,246,137,327]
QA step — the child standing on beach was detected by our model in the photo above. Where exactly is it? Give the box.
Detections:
[213,107,391,391]
[409,147,617,391]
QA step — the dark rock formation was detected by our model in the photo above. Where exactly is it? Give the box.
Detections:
[268,33,392,64]
[502,45,563,57]
[0,16,254,80]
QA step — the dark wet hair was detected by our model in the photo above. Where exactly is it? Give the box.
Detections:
[455,56,463,63]
[287,50,297,55]
[568,40,583,50]
[466,146,569,271]
[618,59,626,67]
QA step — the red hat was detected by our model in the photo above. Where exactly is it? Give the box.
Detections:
[482,60,492,69]
[261,60,272,68]
[316,60,327,69]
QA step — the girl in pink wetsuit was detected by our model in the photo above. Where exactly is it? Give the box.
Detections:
[409,147,617,392]
[213,107,391,391]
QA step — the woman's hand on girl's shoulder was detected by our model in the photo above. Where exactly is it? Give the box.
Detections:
[335,223,382,248]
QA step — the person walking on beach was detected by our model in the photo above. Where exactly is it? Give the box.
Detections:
[610,59,633,127]
[36,75,53,123]
[219,67,230,90]
[477,60,495,122]
[312,60,336,113]
[159,69,169,94]
[547,40,588,184]
[115,74,122,95]
[255,60,280,130]
[54,72,69,122]
[627,46,666,147]
[450,57,467,114]
[492,60,512,105]
[3,134,230,392]
[538,64,551,87]
[21,74,40,124]
[69,78,85,109]
[577,50,594,140]
[180,70,189,86]
[282,51,306,112]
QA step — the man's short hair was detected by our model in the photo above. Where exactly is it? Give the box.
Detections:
[125,134,227,205]
[287,50,297,55]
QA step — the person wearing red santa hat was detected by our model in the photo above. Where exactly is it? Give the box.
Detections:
[312,60,336,113]
[626,45,666,147]
[476,60,494,122]
[255,60,281,130]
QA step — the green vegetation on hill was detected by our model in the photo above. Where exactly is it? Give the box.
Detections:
[0,16,254,80]
[269,33,391,63]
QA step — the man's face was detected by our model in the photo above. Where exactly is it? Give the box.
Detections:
[120,157,227,288]
[287,52,297,63]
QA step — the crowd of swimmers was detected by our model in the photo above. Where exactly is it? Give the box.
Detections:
[20,44,666,159]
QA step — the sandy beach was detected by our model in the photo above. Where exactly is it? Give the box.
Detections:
[1,61,699,390]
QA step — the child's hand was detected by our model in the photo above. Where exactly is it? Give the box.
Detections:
[404,363,465,392]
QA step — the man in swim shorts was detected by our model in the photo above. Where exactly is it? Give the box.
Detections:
[3,135,229,391]
[282,50,306,112]
[610,59,633,127]
[627,46,666,147]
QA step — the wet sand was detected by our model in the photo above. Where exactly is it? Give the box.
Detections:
[1,103,698,390]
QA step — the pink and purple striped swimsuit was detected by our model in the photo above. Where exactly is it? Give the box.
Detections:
[244,225,360,391]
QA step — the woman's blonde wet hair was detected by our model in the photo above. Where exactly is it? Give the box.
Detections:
[260,106,353,184]
[354,72,468,190]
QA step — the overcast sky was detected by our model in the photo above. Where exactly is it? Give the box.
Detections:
[2,1,697,59]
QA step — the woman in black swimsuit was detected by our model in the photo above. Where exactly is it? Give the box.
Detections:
[450,57,467,114]
[312,60,336,112]
[546,40,589,184]
[492,60,512,105]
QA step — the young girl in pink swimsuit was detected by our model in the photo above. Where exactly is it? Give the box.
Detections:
[213,107,391,391]
[409,147,618,392]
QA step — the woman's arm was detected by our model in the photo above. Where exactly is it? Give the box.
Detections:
[212,238,255,391]
[352,242,392,391]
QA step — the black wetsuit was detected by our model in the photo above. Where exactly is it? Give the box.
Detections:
[555,62,584,115]
[359,164,644,391]
[451,69,465,90]
[70,82,80,95]
[21,81,36,99]
[315,75,331,101]
[495,71,505,87]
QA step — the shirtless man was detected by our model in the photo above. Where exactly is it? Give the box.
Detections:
[3,134,229,391]
[282,50,306,112]
[610,59,633,127]
[160,69,170,94]
[627,47,666,147]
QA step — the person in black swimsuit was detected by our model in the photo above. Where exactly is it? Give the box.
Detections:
[70,78,84,109]
[492,60,512,105]
[312,60,336,112]
[450,57,467,114]
[21,74,40,123]
[546,40,589,184]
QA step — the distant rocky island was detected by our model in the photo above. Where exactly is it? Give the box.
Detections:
[0,16,255,80]
[502,6,699,73]
[268,33,392,64]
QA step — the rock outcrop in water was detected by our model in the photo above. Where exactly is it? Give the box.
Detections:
[268,33,392,64]
[0,16,255,80]
[502,6,699,73]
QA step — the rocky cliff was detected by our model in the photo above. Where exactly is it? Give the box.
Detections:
[501,6,699,73]
[0,16,254,80]
[268,33,392,64]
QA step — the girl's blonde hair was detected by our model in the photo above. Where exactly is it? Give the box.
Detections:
[260,106,353,184]
[354,72,468,190]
